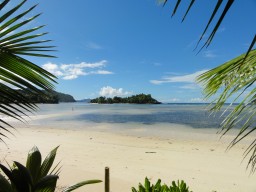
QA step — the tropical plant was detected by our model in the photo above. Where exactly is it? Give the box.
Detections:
[0,0,57,140]
[159,0,256,171]
[197,49,256,172]
[0,146,102,192]
[169,180,192,192]
[131,177,192,192]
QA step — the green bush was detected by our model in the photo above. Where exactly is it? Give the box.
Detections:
[131,177,192,192]
[0,146,101,192]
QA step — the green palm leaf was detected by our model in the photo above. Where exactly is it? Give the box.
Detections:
[62,180,102,192]
[0,172,12,192]
[197,49,256,171]
[26,146,42,184]
[0,0,56,140]
[34,175,59,192]
[38,146,59,180]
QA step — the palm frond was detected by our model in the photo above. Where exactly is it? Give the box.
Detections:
[160,0,256,57]
[0,1,56,140]
[197,49,256,171]
[181,0,195,22]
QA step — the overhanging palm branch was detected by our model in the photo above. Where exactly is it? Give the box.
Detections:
[0,0,56,140]
[159,0,255,58]
[197,48,256,172]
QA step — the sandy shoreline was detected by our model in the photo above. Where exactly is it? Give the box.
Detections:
[1,122,256,192]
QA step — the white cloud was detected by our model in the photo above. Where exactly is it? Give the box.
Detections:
[203,50,217,58]
[42,60,113,80]
[150,69,209,85]
[90,70,113,75]
[99,86,132,97]
[169,98,180,102]
[190,98,205,103]
[180,84,201,90]
[217,27,226,33]
[86,42,103,50]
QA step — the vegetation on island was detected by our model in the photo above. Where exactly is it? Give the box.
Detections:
[0,89,76,104]
[90,94,161,104]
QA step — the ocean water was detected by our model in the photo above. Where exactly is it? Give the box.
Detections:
[32,103,237,129]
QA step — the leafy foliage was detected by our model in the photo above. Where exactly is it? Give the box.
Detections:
[131,177,192,192]
[197,49,256,172]
[0,146,101,192]
[90,94,161,104]
[0,0,57,140]
[0,89,76,104]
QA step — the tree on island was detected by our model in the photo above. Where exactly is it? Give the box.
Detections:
[90,94,161,104]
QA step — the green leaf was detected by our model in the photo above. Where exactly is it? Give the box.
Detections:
[38,146,59,180]
[34,175,59,192]
[62,180,102,192]
[197,49,256,171]
[195,0,224,50]
[0,4,37,32]
[26,146,42,184]
[171,0,181,17]
[13,161,33,187]
[0,173,12,192]
[0,164,13,181]
[144,177,150,191]
[0,0,56,140]
[181,0,195,22]
[0,0,10,11]
[0,0,26,24]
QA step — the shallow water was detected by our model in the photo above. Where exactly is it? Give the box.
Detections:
[31,103,236,129]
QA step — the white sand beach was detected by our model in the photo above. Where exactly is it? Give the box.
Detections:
[1,120,256,192]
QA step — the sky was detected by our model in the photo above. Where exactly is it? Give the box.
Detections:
[6,0,256,102]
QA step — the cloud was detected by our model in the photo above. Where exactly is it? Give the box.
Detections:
[180,84,201,90]
[99,86,132,97]
[91,70,113,75]
[86,42,103,50]
[169,98,181,102]
[153,62,162,66]
[217,27,226,33]
[42,60,113,80]
[150,69,209,85]
[203,50,217,58]
[190,98,205,103]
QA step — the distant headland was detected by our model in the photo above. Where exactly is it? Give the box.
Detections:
[90,94,161,104]
[10,89,76,104]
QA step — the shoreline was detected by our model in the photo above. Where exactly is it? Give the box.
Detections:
[1,122,256,192]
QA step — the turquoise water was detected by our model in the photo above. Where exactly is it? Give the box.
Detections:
[34,103,236,129]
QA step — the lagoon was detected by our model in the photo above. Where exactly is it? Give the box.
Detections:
[33,103,230,129]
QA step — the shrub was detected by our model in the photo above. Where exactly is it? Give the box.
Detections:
[131,177,192,192]
[0,146,101,192]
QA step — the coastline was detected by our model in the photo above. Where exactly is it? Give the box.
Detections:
[1,121,256,192]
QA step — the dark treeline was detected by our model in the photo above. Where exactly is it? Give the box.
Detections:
[0,89,76,104]
[90,94,161,104]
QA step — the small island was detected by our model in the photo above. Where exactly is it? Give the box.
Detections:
[90,93,161,104]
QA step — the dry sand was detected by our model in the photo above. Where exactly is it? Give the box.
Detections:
[1,122,256,192]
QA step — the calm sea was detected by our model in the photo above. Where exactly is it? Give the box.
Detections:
[33,103,238,129]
